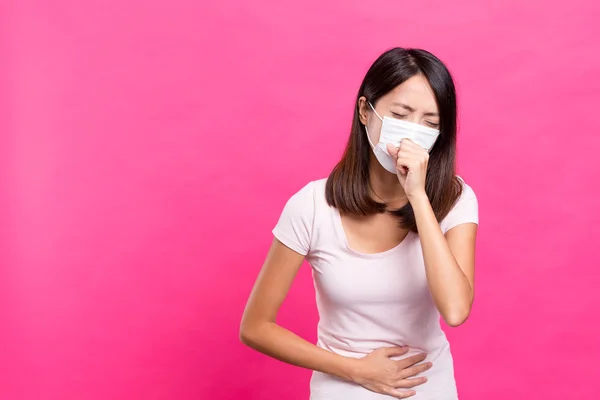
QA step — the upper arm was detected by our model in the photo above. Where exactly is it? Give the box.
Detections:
[241,239,306,327]
[445,223,478,299]
[241,181,315,328]
[441,181,479,297]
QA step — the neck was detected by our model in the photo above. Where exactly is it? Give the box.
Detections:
[368,156,407,208]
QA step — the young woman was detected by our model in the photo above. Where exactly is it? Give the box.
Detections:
[240,47,479,400]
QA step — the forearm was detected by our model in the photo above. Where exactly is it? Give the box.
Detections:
[240,321,357,381]
[410,194,473,326]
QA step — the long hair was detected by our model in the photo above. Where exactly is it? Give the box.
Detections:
[325,47,462,232]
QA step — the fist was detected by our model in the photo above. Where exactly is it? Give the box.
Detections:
[386,139,429,200]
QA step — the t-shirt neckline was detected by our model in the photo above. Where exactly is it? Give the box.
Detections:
[332,207,412,260]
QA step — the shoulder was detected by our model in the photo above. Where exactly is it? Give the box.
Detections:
[456,176,477,202]
[273,178,327,255]
[280,178,327,215]
[287,178,327,203]
[440,176,479,233]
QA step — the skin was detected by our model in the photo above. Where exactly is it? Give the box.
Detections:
[359,74,477,327]
[240,74,477,399]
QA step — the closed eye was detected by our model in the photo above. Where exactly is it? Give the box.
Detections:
[393,112,439,128]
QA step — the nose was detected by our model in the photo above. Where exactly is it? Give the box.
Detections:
[408,116,421,125]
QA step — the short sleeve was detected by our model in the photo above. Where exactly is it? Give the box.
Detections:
[272,181,315,256]
[440,180,479,234]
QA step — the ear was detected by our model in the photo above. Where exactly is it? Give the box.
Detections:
[358,96,369,126]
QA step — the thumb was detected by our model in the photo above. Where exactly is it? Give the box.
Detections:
[381,346,409,358]
[386,143,399,159]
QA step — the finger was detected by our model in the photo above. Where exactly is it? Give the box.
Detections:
[396,353,428,368]
[397,151,419,161]
[395,158,409,175]
[399,138,421,148]
[386,388,416,399]
[397,156,420,171]
[396,163,410,176]
[398,361,433,379]
[395,376,428,388]
[381,346,410,358]
[386,143,400,158]
[397,148,429,163]
[399,140,426,154]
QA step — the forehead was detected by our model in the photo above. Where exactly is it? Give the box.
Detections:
[385,75,438,112]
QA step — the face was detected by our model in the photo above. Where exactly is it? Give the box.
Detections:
[359,74,440,145]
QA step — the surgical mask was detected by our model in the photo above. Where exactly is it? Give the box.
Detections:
[364,102,440,173]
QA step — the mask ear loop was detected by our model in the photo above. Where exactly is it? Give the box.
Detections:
[368,102,384,121]
[365,102,384,149]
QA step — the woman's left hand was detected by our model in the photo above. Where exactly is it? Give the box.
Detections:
[387,140,428,201]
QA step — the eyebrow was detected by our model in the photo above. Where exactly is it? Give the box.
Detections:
[392,102,439,117]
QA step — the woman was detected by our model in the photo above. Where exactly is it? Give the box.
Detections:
[240,47,479,400]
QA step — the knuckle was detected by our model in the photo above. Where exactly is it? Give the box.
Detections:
[402,380,417,388]
[415,378,426,387]
[395,380,408,388]
[396,372,406,383]
[389,391,403,399]
[405,377,426,389]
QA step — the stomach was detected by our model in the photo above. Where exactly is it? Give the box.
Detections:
[309,321,458,400]
[310,339,458,400]
[315,316,450,358]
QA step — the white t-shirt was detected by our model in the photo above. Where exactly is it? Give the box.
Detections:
[272,178,479,400]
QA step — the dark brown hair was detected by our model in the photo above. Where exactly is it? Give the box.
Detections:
[325,47,463,233]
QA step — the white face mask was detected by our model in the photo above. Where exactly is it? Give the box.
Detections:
[365,102,440,173]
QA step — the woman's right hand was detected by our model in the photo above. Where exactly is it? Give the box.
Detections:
[348,347,432,399]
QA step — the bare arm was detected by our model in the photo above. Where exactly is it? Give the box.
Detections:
[240,238,430,398]
[240,238,356,380]
[411,194,477,327]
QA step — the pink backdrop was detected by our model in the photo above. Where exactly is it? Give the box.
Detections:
[3,0,600,399]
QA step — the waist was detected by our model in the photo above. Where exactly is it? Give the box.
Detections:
[317,325,449,358]
[310,351,458,400]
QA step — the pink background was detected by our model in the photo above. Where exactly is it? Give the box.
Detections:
[3,0,600,399]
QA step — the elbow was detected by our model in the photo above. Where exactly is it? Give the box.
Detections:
[445,314,468,327]
[239,323,255,347]
[239,320,263,348]
[443,306,472,327]
[239,327,250,346]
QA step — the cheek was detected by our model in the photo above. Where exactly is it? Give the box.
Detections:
[367,118,383,144]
